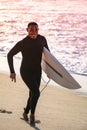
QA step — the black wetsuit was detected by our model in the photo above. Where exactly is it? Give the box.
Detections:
[7,35,49,114]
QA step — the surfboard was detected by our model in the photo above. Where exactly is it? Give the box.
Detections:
[42,47,81,89]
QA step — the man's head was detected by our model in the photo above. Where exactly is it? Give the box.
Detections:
[27,22,39,39]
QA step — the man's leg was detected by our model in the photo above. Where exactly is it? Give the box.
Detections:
[24,91,31,114]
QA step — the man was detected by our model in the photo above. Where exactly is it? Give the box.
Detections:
[7,22,49,126]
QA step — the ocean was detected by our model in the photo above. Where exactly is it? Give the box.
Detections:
[0,0,87,75]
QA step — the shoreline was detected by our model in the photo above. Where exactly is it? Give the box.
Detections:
[0,55,87,96]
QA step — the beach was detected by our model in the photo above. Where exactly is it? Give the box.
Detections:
[0,72,87,130]
[0,0,87,129]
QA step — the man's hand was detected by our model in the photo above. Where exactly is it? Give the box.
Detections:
[10,73,16,82]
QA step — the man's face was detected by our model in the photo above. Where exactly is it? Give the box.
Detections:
[27,25,39,39]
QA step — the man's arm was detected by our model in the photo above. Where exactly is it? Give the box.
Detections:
[43,36,50,51]
[7,42,21,82]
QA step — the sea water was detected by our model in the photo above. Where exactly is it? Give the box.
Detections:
[0,0,87,78]
[0,0,87,75]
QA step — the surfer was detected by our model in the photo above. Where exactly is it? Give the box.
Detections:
[7,22,49,126]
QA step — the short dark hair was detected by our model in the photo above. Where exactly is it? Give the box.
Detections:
[28,22,38,28]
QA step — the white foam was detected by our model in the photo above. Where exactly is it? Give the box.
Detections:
[0,55,87,96]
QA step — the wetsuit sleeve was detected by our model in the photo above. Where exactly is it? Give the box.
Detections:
[7,41,22,73]
[43,37,50,51]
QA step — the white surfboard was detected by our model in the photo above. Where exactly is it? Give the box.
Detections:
[42,47,81,89]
